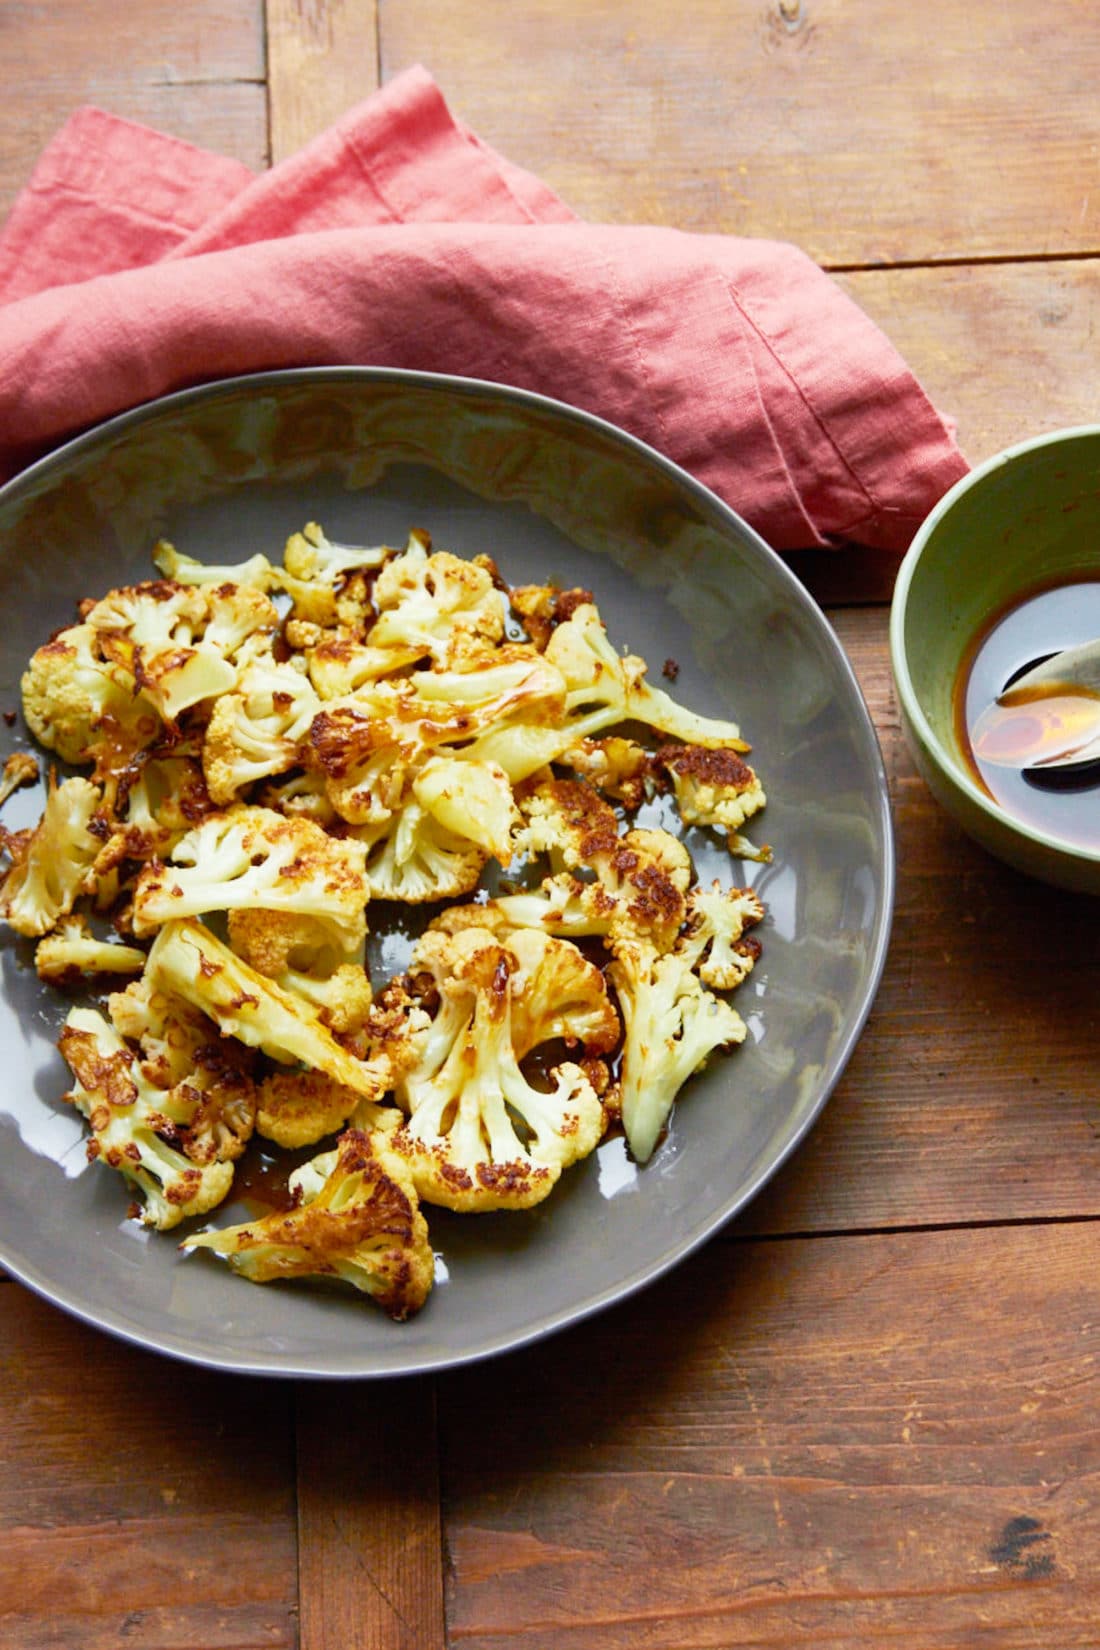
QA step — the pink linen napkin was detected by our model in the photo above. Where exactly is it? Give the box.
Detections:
[0,66,967,552]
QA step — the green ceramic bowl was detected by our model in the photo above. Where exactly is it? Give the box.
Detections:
[890,425,1100,892]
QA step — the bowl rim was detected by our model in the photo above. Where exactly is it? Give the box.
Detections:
[889,422,1100,867]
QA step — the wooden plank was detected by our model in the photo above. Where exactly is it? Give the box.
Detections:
[0,1279,298,1650]
[837,261,1100,471]
[265,0,380,163]
[740,603,1100,1236]
[297,1376,445,1650]
[0,0,268,224]
[439,1220,1100,1649]
[377,0,1100,266]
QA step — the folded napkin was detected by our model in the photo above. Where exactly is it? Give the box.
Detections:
[0,66,967,551]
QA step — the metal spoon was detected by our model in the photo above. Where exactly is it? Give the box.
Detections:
[1003,637,1100,698]
[994,638,1100,774]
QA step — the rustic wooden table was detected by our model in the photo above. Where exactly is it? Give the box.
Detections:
[2,3,1099,1646]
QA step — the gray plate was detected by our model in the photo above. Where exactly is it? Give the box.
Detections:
[0,368,893,1378]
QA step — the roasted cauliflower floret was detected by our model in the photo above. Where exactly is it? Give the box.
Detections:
[438,871,615,942]
[512,774,620,869]
[545,602,750,749]
[183,1126,433,1319]
[608,939,747,1164]
[275,963,373,1034]
[106,973,256,1111]
[512,780,691,951]
[561,734,651,808]
[59,1001,255,1229]
[276,522,392,630]
[202,656,321,804]
[354,804,489,904]
[225,907,358,979]
[0,773,102,936]
[307,636,419,699]
[503,927,620,1058]
[308,654,563,823]
[366,528,506,664]
[132,805,368,956]
[146,918,386,1102]
[653,743,767,838]
[92,754,217,878]
[82,579,278,722]
[152,538,278,591]
[507,583,592,651]
[0,751,38,807]
[21,622,158,774]
[34,913,147,984]
[413,755,518,862]
[284,520,392,586]
[254,1069,368,1150]
[226,923,373,1038]
[675,881,765,990]
[82,582,229,720]
[385,926,613,1212]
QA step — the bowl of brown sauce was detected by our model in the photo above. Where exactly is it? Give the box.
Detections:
[890,425,1100,892]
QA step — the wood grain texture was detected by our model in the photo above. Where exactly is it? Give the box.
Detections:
[837,261,1100,469]
[265,0,380,162]
[376,0,1100,265]
[0,0,268,223]
[297,1376,444,1650]
[439,1221,1100,1649]
[0,1280,298,1650]
[739,604,1100,1236]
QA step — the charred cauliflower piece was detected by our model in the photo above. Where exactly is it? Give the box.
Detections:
[59,1001,255,1230]
[82,580,277,723]
[152,538,278,590]
[653,743,767,851]
[307,636,420,699]
[284,520,392,586]
[608,939,747,1164]
[561,734,651,809]
[0,751,38,808]
[352,804,489,904]
[183,1126,433,1318]
[0,773,102,936]
[385,926,615,1212]
[92,754,217,885]
[21,622,160,791]
[544,602,750,749]
[508,779,691,952]
[366,527,506,665]
[675,881,765,991]
[35,913,147,984]
[146,918,386,1102]
[255,1069,369,1150]
[202,657,321,804]
[275,521,392,630]
[308,654,562,826]
[132,805,369,958]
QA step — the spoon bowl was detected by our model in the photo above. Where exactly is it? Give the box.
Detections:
[995,638,1100,773]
